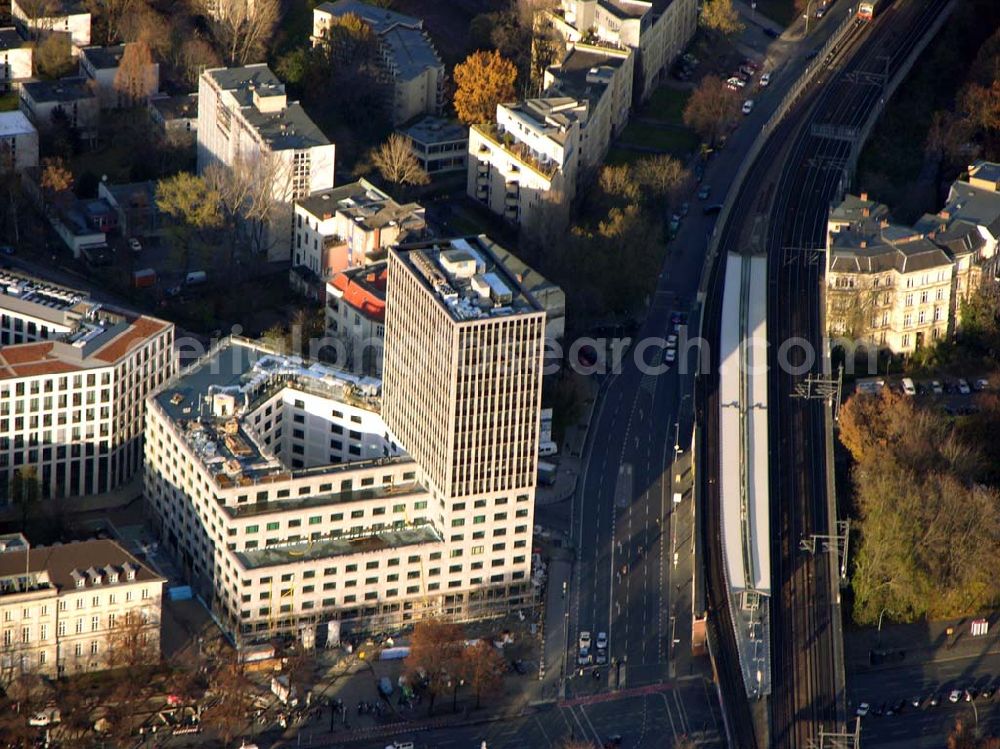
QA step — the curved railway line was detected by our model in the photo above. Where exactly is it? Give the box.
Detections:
[699,1,953,746]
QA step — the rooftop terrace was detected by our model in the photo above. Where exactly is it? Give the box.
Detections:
[236,523,441,569]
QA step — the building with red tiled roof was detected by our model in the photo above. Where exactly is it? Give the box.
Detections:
[0,269,174,502]
[0,538,164,680]
[326,262,388,376]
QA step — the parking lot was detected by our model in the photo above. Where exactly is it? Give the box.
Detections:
[855,374,993,414]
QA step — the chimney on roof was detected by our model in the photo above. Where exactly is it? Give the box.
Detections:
[940,209,950,220]
[880,219,889,228]
[860,240,867,248]
[862,207,870,218]
[860,192,869,201]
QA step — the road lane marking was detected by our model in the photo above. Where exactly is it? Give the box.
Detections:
[661,691,680,743]
[533,715,554,748]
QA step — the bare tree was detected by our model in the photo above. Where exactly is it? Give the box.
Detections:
[104,609,159,672]
[84,0,141,44]
[372,134,430,188]
[202,0,279,66]
[15,0,60,40]
[204,153,287,262]
[201,652,257,746]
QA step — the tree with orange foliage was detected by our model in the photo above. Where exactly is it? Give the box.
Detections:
[460,640,506,709]
[453,50,518,125]
[113,39,158,107]
[682,75,740,145]
[404,619,464,716]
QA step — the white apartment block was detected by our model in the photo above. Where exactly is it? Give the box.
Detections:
[11,0,91,49]
[312,0,444,126]
[543,44,634,169]
[80,44,160,109]
[197,64,335,263]
[468,98,582,235]
[826,194,955,354]
[399,116,467,176]
[146,239,544,642]
[292,179,425,284]
[543,0,697,102]
[0,269,174,502]
[0,539,164,681]
[0,28,32,94]
[0,110,38,172]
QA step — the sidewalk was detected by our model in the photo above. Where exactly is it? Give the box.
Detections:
[845,615,1000,674]
[535,374,600,508]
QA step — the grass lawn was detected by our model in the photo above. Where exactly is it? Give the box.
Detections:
[752,0,797,27]
[640,87,690,125]
[617,122,699,156]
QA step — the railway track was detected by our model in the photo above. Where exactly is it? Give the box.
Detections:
[699,1,953,746]
[767,2,953,747]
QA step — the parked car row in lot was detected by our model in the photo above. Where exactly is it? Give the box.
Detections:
[858,376,990,397]
[856,680,1000,719]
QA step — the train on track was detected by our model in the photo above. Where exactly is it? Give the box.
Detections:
[857,1,879,21]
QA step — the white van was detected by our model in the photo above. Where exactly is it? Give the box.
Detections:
[901,377,916,396]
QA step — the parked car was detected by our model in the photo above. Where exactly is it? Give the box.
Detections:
[579,631,592,651]
[663,348,676,365]
[0,245,13,255]
[932,380,943,394]
[958,379,971,395]
[950,689,963,703]
[679,202,690,217]
[697,185,712,200]
[910,695,922,708]
[666,334,678,349]
[975,378,989,391]
[759,72,771,87]
[128,237,142,253]
[966,687,978,702]
[929,692,941,707]
[856,702,870,717]
[596,631,608,651]
[742,99,754,115]
[901,377,916,396]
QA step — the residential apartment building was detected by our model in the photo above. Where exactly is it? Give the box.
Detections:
[826,194,955,354]
[399,116,467,176]
[0,110,38,172]
[468,98,583,235]
[0,269,174,501]
[80,44,160,109]
[148,93,198,136]
[0,539,163,681]
[197,64,335,263]
[0,28,32,94]
[19,77,98,137]
[11,0,91,49]
[292,179,425,292]
[326,261,387,376]
[542,0,697,102]
[312,0,444,125]
[145,239,544,642]
[543,43,634,169]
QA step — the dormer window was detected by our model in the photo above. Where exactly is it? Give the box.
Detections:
[123,562,137,581]
[70,569,86,588]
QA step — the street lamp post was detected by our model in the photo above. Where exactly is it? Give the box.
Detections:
[876,607,888,647]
